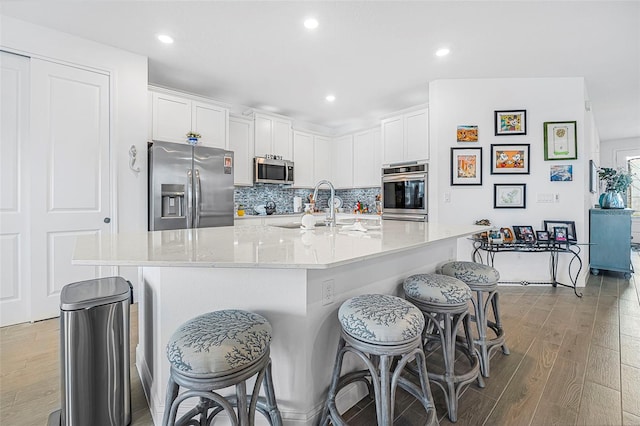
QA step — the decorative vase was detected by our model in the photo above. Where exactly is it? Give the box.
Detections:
[187,137,199,145]
[599,190,625,209]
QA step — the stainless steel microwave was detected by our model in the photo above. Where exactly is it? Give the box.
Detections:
[254,157,294,184]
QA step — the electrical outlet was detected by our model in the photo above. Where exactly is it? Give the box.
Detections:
[322,279,334,306]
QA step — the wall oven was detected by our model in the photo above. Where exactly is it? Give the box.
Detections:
[381,162,428,221]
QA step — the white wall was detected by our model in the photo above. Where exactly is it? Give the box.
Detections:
[429,78,593,286]
[1,15,148,291]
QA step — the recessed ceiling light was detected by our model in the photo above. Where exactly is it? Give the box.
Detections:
[325,94,336,102]
[435,48,450,57]
[157,34,174,44]
[304,18,319,30]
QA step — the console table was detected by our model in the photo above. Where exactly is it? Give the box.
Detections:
[471,239,584,297]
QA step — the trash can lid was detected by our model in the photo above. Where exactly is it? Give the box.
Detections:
[60,276,131,311]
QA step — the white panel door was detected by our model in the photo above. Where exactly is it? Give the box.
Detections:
[0,52,30,326]
[30,59,114,321]
[192,100,228,149]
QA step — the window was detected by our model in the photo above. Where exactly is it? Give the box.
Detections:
[628,157,640,215]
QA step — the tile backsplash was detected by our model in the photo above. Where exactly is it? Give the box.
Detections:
[234,184,381,215]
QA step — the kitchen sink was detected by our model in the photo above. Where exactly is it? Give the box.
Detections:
[270,222,326,229]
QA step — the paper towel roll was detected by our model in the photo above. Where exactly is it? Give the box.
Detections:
[293,196,302,213]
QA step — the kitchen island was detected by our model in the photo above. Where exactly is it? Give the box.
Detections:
[73,220,487,425]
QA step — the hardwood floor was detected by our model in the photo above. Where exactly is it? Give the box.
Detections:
[1,252,638,425]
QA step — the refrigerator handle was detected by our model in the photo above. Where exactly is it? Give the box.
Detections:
[186,169,193,228]
[194,169,201,228]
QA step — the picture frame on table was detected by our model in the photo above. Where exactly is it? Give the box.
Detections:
[495,110,527,136]
[553,226,569,243]
[451,147,482,185]
[493,183,526,209]
[589,159,598,193]
[512,225,536,243]
[488,229,503,244]
[457,125,478,142]
[543,220,577,242]
[491,144,530,174]
[536,231,550,244]
[500,227,514,243]
[543,121,577,160]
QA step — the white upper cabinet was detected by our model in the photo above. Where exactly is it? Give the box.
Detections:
[381,107,429,165]
[229,115,254,186]
[353,128,381,187]
[314,136,332,182]
[292,130,315,188]
[151,90,229,149]
[254,113,293,160]
[332,135,353,189]
[191,101,228,149]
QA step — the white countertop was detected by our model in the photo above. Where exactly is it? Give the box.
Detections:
[73,221,488,269]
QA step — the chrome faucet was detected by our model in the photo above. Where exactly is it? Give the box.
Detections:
[312,180,336,227]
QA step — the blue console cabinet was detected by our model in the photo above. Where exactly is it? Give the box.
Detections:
[589,208,633,279]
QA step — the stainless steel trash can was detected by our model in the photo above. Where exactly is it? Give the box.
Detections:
[48,276,133,426]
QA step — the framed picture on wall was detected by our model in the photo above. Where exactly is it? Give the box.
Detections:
[491,144,530,174]
[495,110,527,135]
[589,159,598,193]
[451,147,482,185]
[550,165,573,181]
[543,121,577,160]
[493,183,526,208]
[457,125,478,142]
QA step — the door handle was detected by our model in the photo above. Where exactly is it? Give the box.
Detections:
[103,217,111,223]
[194,169,201,228]
[186,170,193,228]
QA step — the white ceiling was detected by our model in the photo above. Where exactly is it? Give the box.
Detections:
[1,1,639,140]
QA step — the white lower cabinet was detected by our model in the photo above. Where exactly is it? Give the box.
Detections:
[229,115,254,186]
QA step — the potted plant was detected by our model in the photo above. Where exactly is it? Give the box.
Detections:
[598,167,633,208]
[186,131,201,145]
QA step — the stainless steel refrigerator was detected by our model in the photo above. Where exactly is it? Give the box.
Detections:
[148,141,234,231]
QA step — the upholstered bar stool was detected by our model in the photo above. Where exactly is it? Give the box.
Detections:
[403,273,484,422]
[439,261,509,378]
[162,310,282,426]
[320,294,438,426]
